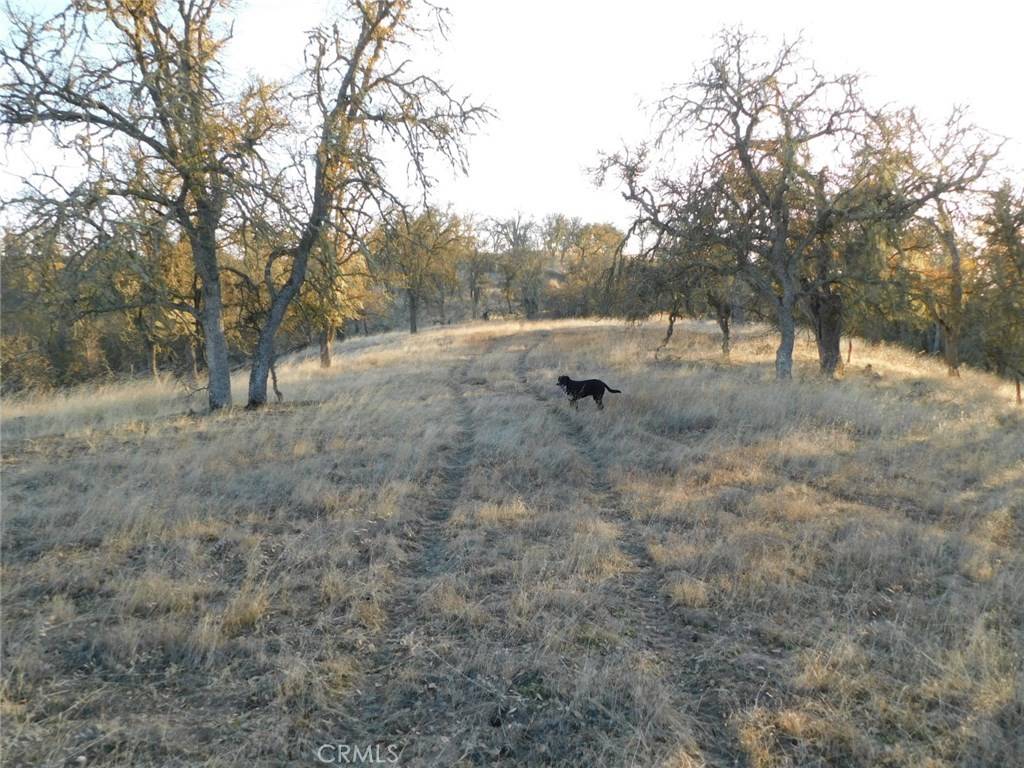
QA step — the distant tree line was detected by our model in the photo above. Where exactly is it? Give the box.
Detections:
[2,15,1021,404]
[0,197,625,393]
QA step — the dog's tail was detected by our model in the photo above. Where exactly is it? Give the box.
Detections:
[604,384,622,393]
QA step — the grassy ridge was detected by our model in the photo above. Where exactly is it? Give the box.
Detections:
[2,319,1021,766]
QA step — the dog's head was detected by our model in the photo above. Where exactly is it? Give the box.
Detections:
[556,374,570,391]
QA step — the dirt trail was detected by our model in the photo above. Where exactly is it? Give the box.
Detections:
[512,331,743,766]
[336,345,482,747]
[340,328,750,765]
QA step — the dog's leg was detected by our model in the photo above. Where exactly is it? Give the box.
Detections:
[596,396,604,410]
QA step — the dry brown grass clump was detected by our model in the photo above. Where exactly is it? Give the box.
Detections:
[2,318,1021,766]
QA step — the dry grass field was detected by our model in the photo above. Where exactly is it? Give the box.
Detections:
[2,319,1022,767]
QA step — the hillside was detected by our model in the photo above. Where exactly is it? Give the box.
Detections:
[2,319,1022,767]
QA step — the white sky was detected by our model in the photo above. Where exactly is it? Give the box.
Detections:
[3,0,1023,231]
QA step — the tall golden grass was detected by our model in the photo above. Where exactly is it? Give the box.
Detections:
[2,319,1021,766]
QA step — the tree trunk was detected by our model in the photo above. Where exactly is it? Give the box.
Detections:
[523,295,538,319]
[190,277,205,378]
[776,316,795,379]
[247,332,274,408]
[48,320,74,385]
[938,212,963,377]
[660,310,678,350]
[810,291,843,377]
[183,201,234,411]
[847,337,852,365]
[319,325,334,368]
[771,229,797,380]
[710,295,731,357]
[361,318,368,335]
[146,338,159,379]
[270,357,283,403]
[717,306,731,357]
[730,293,745,325]
[247,272,306,407]
[248,273,306,407]
[132,309,160,380]
[1016,375,1021,406]
[942,322,961,377]
[184,338,199,383]
[247,222,322,407]
[775,280,797,380]
[408,290,419,334]
[194,249,232,410]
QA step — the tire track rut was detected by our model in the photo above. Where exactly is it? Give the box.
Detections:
[337,346,483,743]
[512,332,675,639]
[512,331,742,767]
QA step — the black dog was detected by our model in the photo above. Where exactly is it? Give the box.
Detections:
[556,375,622,410]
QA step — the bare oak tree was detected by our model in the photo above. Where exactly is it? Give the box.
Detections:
[2,0,280,409]
[369,206,470,334]
[241,0,488,407]
[489,215,541,318]
[599,30,997,379]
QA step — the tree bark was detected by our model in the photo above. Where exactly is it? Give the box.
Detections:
[660,310,678,350]
[408,290,419,334]
[810,291,843,377]
[247,210,322,407]
[717,306,731,357]
[523,295,538,319]
[771,220,797,380]
[730,291,745,325]
[319,325,334,368]
[847,337,852,365]
[133,309,160,380]
[248,269,305,407]
[247,331,274,408]
[192,228,233,411]
[776,307,795,379]
[942,321,961,377]
[710,295,731,357]
[184,338,199,383]
[930,322,942,355]
[938,211,963,377]
[48,320,74,385]
[774,276,797,380]
[146,338,159,379]
[270,357,283,403]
